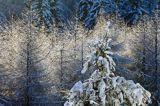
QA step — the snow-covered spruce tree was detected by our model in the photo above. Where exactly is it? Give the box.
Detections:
[83,0,101,29]
[32,0,67,29]
[78,0,116,29]
[32,0,53,28]
[64,39,151,106]
[78,0,93,22]
[50,0,68,28]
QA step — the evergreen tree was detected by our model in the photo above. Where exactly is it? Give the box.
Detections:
[32,0,67,29]
[78,0,93,28]
[64,39,151,106]
[33,0,53,28]
[50,0,67,28]
[78,0,116,29]
[84,0,101,29]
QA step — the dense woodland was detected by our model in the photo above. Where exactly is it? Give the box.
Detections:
[0,0,160,106]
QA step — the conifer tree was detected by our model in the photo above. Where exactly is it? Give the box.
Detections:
[32,0,67,29]
[64,39,151,106]
[78,0,115,29]
[32,0,53,28]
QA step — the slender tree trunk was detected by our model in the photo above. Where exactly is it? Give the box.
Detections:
[142,20,146,72]
[60,49,63,83]
[74,17,78,59]
[154,19,158,92]
[26,0,32,105]
[81,35,84,69]
[26,31,31,106]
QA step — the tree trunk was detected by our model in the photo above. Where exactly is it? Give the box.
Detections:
[26,0,32,105]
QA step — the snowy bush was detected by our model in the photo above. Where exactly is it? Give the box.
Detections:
[64,39,151,106]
